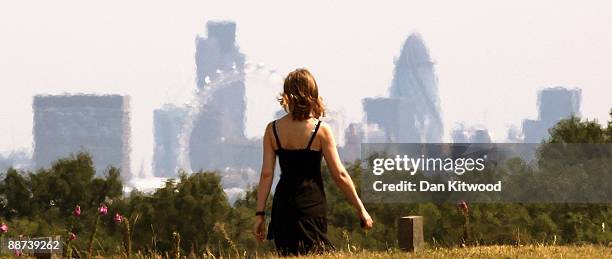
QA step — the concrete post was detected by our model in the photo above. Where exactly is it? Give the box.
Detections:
[397,216,424,252]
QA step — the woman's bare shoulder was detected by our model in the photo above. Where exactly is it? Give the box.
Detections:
[264,121,275,135]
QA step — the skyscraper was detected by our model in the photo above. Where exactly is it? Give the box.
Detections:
[522,87,581,143]
[189,21,258,172]
[363,33,443,143]
[195,21,245,90]
[33,94,131,180]
[153,104,188,177]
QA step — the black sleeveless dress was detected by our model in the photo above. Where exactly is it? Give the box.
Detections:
[266,119,335,256]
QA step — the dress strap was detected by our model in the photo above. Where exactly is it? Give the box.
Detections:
[306,120,322,150]
[272,120,282,149]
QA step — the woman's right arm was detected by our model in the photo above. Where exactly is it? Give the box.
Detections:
[253,123,276,242]
[320,123,373,229]
[256,123,276,212]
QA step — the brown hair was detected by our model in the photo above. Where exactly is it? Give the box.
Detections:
[278,68,325,120]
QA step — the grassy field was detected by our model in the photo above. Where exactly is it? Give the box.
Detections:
[2,245,610,258]
[292,245,612,259]
[116,245,611,258]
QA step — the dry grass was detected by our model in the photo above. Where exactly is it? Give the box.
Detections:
[293,245,612,259]
[118,245,612,258]
[3,245,610,259]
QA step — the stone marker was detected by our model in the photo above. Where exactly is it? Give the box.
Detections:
[397,216,424,252]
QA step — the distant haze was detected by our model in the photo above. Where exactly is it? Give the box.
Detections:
[1,1,611,177]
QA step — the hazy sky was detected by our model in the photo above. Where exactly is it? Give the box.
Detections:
[1,1,611,176]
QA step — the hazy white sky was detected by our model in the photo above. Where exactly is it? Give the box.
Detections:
[1,0,611,176]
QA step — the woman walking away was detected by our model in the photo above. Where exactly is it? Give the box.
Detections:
[253,68,374,256]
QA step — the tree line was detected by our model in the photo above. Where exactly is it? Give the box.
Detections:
[0,111,610,257]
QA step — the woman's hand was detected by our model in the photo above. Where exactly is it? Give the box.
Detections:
[253,216,266,242]
[358,209,374,230]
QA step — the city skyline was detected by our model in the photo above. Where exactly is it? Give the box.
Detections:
[1,1,611,178]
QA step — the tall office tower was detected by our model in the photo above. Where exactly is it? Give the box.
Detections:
[153,104,188,177]
[193,21,246,140]
[522,87,581,143]
[363,33,443,143]
[190,21,259,172]
[195,21,246,90]
[33,94,131,180]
